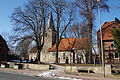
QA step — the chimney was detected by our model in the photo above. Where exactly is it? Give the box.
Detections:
[115,18,120,23]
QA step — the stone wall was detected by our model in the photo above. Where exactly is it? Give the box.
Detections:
[7,62,49,70]
[65,65,112,75]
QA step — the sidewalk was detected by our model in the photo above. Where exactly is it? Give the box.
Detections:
[0,67,119,80]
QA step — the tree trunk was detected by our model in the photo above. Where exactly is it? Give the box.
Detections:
[88,19,93,64]
[55,31,59,63]
[55,12,60,64]
[37,44,43,64]
[37,49,41,63]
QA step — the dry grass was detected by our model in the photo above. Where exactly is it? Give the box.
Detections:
[56,63,101,67]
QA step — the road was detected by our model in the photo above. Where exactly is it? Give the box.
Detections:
[0,71,56,80]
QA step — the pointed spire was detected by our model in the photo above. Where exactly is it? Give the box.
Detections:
[47,12,55,31]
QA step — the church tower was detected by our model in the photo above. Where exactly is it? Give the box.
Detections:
[41,12,56,63]
[45,12,56,46]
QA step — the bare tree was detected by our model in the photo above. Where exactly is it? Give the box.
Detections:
[66,22,89,38]
[16,39,32,60]
[48,0,74,63]
[10,0,49,63]
[75,0,109,63]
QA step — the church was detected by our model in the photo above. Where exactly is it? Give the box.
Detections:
[29,13,89,64]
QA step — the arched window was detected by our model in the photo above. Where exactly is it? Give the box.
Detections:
[63,53,66,59]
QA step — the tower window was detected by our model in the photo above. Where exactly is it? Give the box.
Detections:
[45,33,47,37]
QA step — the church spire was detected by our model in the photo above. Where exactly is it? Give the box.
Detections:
[47,12,55,31]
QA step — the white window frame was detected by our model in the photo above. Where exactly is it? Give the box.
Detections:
[113,52,120,59]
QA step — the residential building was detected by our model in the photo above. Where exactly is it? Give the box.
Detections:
[0,35,9,62]
[97,18,120,64]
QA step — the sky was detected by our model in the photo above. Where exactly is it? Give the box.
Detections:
[0,0,29,34]
[95,0,120,30]
[0,0,120,35]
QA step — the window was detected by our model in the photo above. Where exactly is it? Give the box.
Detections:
[52,52,56,56]
[114,52,119,59]
[63,53,66,59]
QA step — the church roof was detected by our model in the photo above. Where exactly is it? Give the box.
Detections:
[48,38,88,52]
[47,12,55,31]
[29,38,88,53]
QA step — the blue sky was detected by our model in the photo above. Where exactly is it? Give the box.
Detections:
[95,0,120,30]
[0,0,29,34]
[0,0,120,34]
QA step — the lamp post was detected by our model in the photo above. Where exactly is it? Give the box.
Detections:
[97,0,105,77]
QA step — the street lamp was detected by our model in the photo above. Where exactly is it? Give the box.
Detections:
[97,0,104,67]
[97,0,105,77]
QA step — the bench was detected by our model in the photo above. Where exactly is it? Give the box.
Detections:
[78,67,93,73]
[111,65,120,74]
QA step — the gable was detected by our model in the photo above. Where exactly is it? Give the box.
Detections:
[97,21,120,40]
[0,35,9,51]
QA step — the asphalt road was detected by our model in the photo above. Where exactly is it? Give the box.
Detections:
[0,71,56,80]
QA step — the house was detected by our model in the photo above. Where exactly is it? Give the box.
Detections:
[28,46,37,61]
[97,18,120,64]
[28,12,89,64]
[0,35,10,62]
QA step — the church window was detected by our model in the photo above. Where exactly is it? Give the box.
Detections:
[63,53,66,59]
[52,52,56,56]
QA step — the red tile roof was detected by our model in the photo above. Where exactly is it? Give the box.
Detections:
[98,21,115,32]
[101,21,115,29]
[74,38,88,49]
[48,38,88,52]
[97,21,120,40]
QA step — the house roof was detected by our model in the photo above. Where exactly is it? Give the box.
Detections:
[97,20,120,40]
[98,21,120,32]
[0,35,10,51]
[98,21,115,32]
[48,38,88,52]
